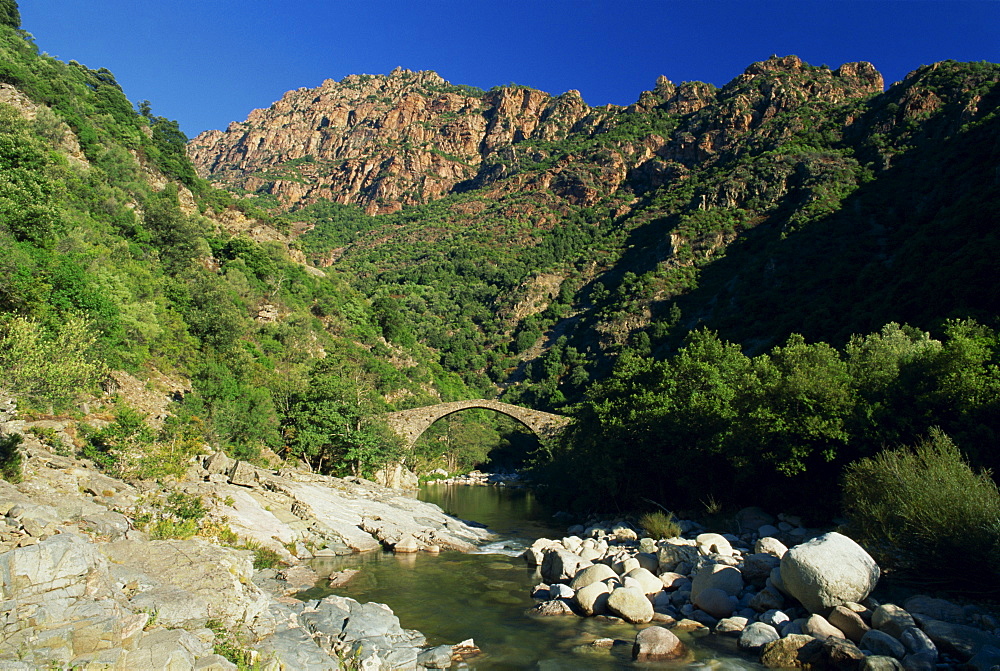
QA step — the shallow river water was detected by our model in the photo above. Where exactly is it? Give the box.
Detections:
[305,484,756,669]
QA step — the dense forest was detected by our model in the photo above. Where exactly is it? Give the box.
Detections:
[1,1,999,582]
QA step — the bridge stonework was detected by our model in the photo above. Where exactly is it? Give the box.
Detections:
[383,399,572,448]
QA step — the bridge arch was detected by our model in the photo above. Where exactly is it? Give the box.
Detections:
[383,399,571,449]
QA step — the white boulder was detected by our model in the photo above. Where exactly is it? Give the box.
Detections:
[779,532,880,614]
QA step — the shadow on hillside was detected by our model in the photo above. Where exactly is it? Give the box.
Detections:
[606,105,1000,354]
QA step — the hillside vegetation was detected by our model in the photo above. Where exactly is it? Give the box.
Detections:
[0,13,500,482]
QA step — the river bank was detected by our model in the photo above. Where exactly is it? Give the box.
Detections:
[522,514,1000,669]
[0,421,493,669]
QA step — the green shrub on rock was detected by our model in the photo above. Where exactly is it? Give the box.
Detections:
[842,428,1000,587]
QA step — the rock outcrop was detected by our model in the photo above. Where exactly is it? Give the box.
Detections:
[188,57,886,218]
[0,431,491,669]
[188,69,592,214]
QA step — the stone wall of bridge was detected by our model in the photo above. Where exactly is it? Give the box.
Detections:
[383,399,571,448]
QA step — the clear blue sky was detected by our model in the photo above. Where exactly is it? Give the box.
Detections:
[20,1,1000,138]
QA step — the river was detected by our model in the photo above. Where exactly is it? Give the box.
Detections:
[305,483,756,669]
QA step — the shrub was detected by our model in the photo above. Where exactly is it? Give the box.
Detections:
[0,316,108,410]
[639,510,682,540]
[28,425,70,455]
[0,431,23,482]
[842,429,1000,588]
[241,538,283,570]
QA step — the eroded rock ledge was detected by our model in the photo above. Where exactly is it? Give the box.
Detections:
[0,437,491,669]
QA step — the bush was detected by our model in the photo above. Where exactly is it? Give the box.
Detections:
[0,316,108,410]
[842,428,1000,588]
[639,510,682,540]
[0,431,23,482]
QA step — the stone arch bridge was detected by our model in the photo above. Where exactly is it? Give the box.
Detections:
[383,399,572,448]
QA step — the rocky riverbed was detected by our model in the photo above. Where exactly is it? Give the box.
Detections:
[0,423,492,669]
[523,514,1000,668]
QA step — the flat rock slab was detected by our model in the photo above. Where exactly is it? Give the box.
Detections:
[100,538,269,628]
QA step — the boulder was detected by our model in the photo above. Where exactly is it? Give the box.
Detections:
[202,451,233,475]
[528,599,574,616]
[696,533,733,556]
[758,524,781,538]
[901,651,937,671]
[541,548,592,583]
[417,645,455,669]
[760,609,790,628]
[742,553,782,584]
[691,564,744,599]
[738,622,780,654]
[861,630,907,659]
[735,506,776,532]
[829,604,871,643]
[694,588,735,619]
[779,532,880,614]
[606,586,654,624]
[716,616,749,636]
[392,535,419,553]
[611,523,638,541]
[622,567,662,595]
[902,595,966,624]
[965,645,1000,671]
[861,656,904,671]
[821,636,867,669]
[803,613,845,641]
[636,552,658,572]
[759,634,823,669]
[573,581,611,616]
[657,539,699,572]
[899,626,937,659]
[913,614,1000,662]
[549,583,574,600]
[750,586,785,612]
[227,460,260,488]
[611,556,640,575]
[633,626,687,661]
[872,604,916,639]
[570,563,617,590]
[755,536,789,558]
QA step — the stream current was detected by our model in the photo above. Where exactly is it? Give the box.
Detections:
[305,483,755,669]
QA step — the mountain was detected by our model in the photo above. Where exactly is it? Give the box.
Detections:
[189,56,999,387]
[188,56,1000,511]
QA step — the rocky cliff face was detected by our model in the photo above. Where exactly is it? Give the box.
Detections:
[188,68,591,214]
[189,58,884,217]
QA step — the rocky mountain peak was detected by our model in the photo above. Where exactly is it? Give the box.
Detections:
[188,57,896,216]
[188,70,593,213]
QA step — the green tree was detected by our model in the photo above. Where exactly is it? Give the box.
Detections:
[0,105,60,245]
[287,363,402,475]
[0,0,19,29]
[0,316,108,409]
[737,334,854,479]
